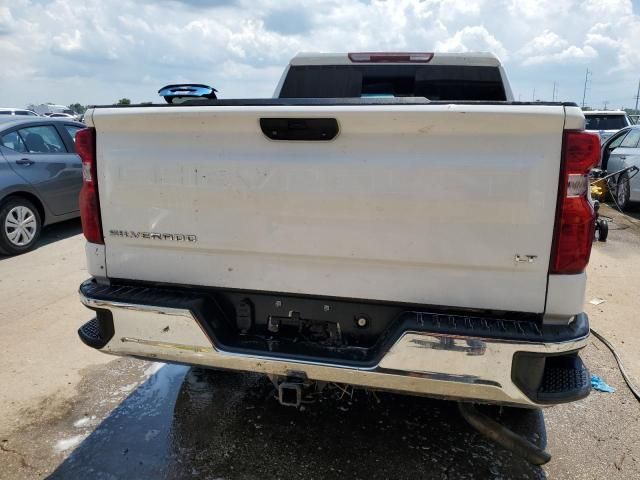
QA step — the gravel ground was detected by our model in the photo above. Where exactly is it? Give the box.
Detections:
[0,206,639,480]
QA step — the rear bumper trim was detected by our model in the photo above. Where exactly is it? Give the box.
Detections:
[79,279,590,407]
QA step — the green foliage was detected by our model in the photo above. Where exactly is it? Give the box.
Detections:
[68,103,87,115]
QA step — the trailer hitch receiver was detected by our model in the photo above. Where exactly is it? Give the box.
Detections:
[278,382,303,407]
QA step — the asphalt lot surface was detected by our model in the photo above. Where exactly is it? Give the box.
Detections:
[1,206,639,479]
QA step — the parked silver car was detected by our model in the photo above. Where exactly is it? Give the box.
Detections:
[601,125,640,210]
[0,117,85,255]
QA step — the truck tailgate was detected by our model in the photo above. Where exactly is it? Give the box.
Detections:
[91,104,566,313]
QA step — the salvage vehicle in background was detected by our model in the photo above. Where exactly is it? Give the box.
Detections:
[600,125,640,210]
[32,103,76,117]
[584,110,632,143]
[0,117,84,255]
[0,108,39,117]
[76,52,599,463]
[48,113,77,119]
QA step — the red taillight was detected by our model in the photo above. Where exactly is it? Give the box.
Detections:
[348,52,434,63]
[550,131,601,274]
[76,127,103,244]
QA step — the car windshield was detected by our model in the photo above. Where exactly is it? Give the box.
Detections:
[585,115,628,130]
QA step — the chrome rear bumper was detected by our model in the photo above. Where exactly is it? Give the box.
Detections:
[79,281,590,407]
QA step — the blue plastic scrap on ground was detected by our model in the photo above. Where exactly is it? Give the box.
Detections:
[591,374,616,393]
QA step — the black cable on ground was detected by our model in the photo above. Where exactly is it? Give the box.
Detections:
[590,328,640,402]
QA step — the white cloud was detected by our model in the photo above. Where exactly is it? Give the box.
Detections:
[0,6,14,35]
[520,31,568,55]
[520,31,598,66]
[523,45,598,66]
[1,0,640,109]
[52,30,83,53]
[436,26,508,61]
[508,0,573,20]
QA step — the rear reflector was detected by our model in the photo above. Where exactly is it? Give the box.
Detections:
[550,131,600,274]
[76,127,104,244]
[348,52,434,63]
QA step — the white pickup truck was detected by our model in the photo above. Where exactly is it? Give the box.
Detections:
[77,52,599,411]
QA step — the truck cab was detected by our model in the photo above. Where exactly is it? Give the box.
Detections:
[273,52,514,100]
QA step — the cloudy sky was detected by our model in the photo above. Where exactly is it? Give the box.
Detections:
[2,0,640,108]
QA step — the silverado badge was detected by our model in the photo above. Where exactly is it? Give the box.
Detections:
[109,230,197,242]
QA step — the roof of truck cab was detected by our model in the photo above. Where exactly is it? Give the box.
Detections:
[290,52,502,67]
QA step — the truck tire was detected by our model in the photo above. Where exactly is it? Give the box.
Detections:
[0,197,42,256]
[614,172,631,211]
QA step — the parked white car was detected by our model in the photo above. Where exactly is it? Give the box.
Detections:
[47,113,77,119]
[31,104,77,118]
[584,110,632,143]
[0,108,39,117]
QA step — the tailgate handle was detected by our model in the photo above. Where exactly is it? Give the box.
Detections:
[260,118,338,141]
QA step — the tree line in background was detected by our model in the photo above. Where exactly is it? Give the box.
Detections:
[65,98,153,114]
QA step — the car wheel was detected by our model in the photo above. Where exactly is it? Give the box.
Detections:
[614,172,631,210]
[0,197,42,256]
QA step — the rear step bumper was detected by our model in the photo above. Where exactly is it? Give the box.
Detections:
[78,279,590,407]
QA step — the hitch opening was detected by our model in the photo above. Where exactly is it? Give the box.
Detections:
[278,382,303,408]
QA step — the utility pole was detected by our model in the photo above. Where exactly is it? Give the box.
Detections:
[532,88,536,101]
[581,69,591,108]
[603,100,609,110]
[634,78,640,113]
[552,81,557,102]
